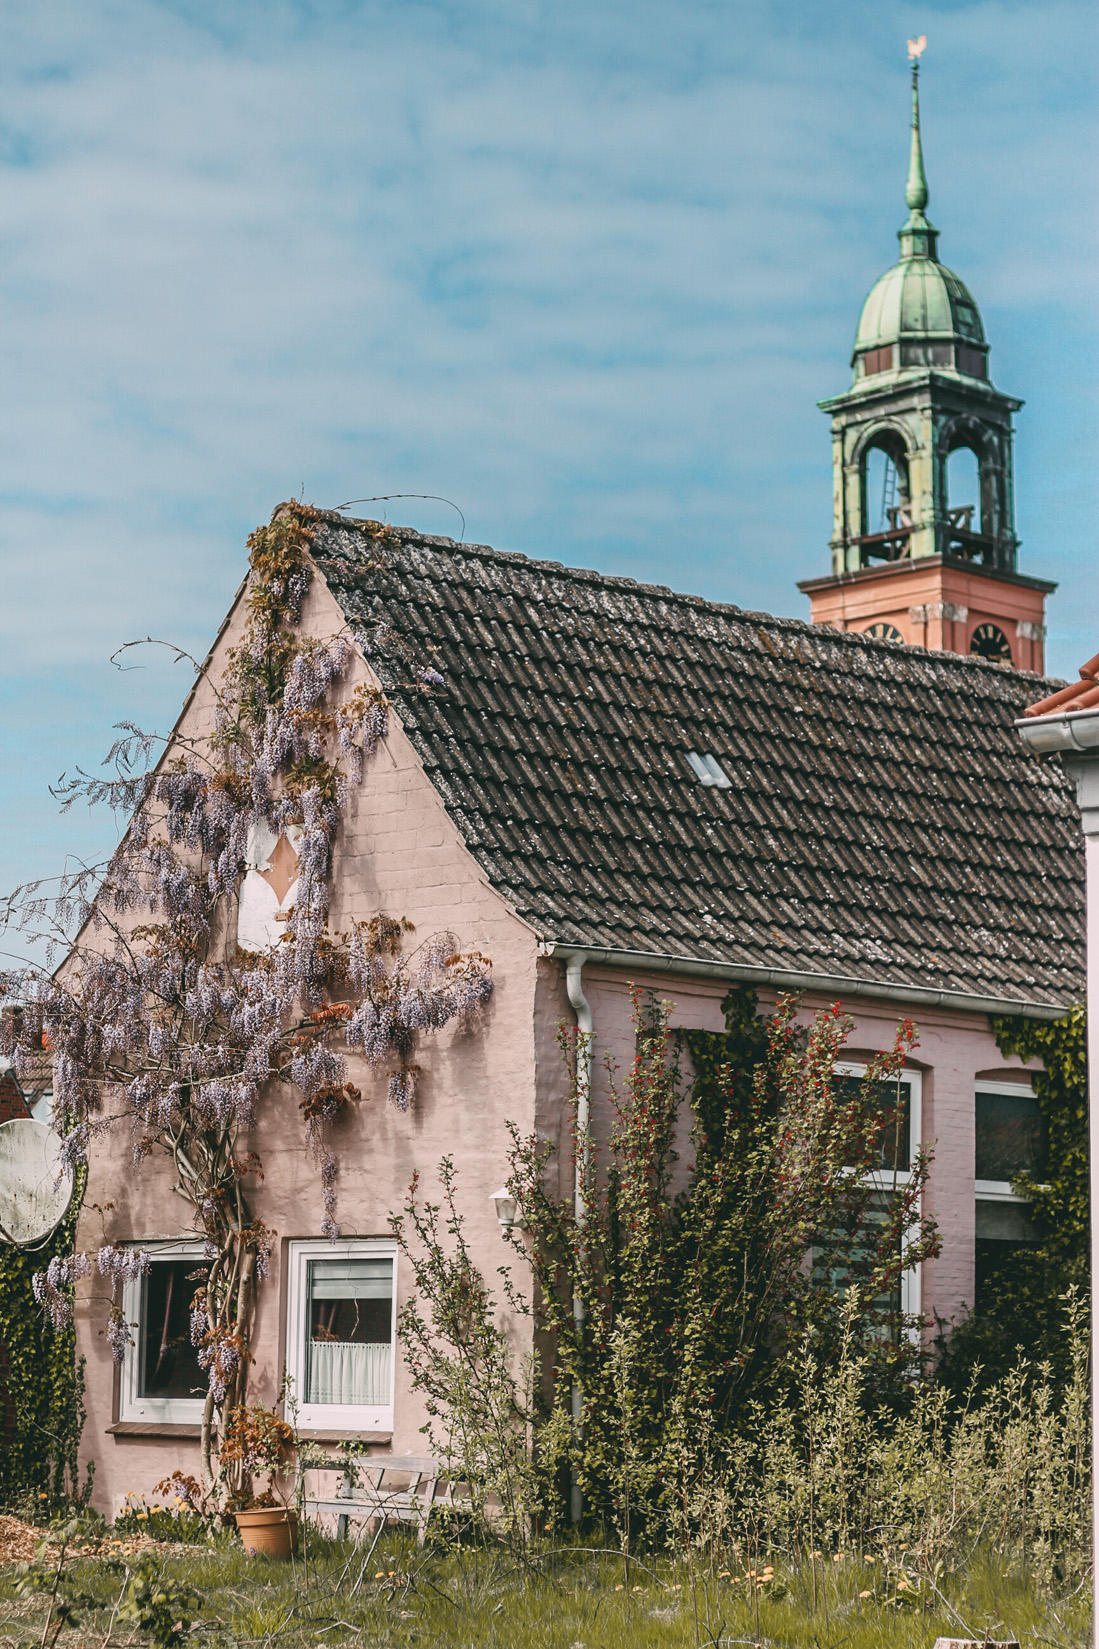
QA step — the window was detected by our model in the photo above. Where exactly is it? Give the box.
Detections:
[119,1242,208,1425]
[285,1240,397,1432]
[975,1086,1045,1186]
[974,1082,1041,1309]
[817,1064,923,1324]
[859,345,894,377]
[685,751,732,789]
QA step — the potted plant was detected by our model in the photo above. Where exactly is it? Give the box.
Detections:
[220,1403,298,1558]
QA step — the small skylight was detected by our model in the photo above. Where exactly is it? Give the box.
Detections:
[685,751,732,790]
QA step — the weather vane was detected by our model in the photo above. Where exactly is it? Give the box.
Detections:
[907,34,927,61]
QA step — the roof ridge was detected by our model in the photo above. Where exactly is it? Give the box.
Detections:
[313,508,1059,686]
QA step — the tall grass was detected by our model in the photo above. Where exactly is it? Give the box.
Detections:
[682,1287,1091,1599]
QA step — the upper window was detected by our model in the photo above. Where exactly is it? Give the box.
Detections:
[974,1081,1040,1309]
[975,1083,1045,1191]
[119,1242,207,1425]
[834,1070,912,1173]
[285,1240,397,1432]
[860,345,894,377]
[818,1064,923,1324]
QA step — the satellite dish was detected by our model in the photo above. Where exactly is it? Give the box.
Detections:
[0,1120,75,1247]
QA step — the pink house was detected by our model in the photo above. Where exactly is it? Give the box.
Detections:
[76,510,1084,1517]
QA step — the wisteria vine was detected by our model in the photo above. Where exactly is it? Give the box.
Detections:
[0,503,493,1497]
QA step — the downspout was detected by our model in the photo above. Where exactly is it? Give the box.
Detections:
[564,955,593,1524]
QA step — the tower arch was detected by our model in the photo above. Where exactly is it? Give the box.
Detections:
[938,413,1013,566]
[854,420,914,558]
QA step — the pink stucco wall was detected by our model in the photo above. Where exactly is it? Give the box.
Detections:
[74,559,1042,1519]
[76,569,542,1516]
[535,964,1040,1337]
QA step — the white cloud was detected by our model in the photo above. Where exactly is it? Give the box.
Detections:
[0,0,1095,895]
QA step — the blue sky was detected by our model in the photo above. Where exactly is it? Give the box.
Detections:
[1,0,1095,922]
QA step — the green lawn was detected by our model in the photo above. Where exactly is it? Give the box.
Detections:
[0,1526,1089,1648]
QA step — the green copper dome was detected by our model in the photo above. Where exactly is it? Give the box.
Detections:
[854,258,985,352]
[851,61,989,382]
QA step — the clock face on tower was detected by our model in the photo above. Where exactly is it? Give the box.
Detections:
[969,623,1013,663]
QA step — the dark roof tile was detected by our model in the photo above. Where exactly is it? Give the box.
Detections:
[315,520,1085,1008]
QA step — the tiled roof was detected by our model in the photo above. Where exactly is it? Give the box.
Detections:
[1025,651,1099,717]
[313,516,1085,1011]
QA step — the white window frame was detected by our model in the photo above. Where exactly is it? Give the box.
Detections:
[285,1239,397,1433]
[974,1078,1039,1204]
[833,1061,923,1322]
[118,1240,208,1425]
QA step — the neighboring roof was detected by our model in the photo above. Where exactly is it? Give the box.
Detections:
[1025,651,1099,718]
[313,516,1085,1012]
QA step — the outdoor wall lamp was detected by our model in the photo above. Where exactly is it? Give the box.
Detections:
[491,1187,522,1230]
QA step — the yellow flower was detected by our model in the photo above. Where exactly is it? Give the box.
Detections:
[864,1554,875,1563]
[859,1589,872,1599]
[896,1577,910,1590]
[136,1512,148,1521]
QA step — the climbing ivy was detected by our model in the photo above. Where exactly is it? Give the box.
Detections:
[0,1177,89,1510]
[937,1004,1088,1395]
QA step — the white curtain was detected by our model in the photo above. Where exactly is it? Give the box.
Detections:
[308,1340,390,1406]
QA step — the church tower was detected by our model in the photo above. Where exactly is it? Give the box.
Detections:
[798,49,1053,670]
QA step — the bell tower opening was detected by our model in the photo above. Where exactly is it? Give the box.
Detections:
[798,42,1054,672]
[861,432,911,560]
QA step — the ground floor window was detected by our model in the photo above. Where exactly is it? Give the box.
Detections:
[974,1081,1040,1311]
[284,1240,396,1432]
[813,1064,923,1336]
[118,1241,207,1424]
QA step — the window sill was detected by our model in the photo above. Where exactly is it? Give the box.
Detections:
[296,1431,393,1444]
[107,1423,203,1439]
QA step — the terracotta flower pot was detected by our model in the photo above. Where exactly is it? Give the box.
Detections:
[233,1507,299,1559]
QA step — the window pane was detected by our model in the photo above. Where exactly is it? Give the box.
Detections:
[975,1091,1044,1182]
[140,1260,206,1400]
[836,1076,911,1171]
[814,1192,902,1322]
[975,1202,1036,1312]
[306,1257,392,1407]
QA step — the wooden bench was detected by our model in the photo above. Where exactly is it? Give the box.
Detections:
[304,1454,462,1545]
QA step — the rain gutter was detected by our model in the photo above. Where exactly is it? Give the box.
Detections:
[548,943,1072,1024]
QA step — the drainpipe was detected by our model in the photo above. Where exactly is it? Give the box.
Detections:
[1016,697,1099,1649]
[564,955,593,1524]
